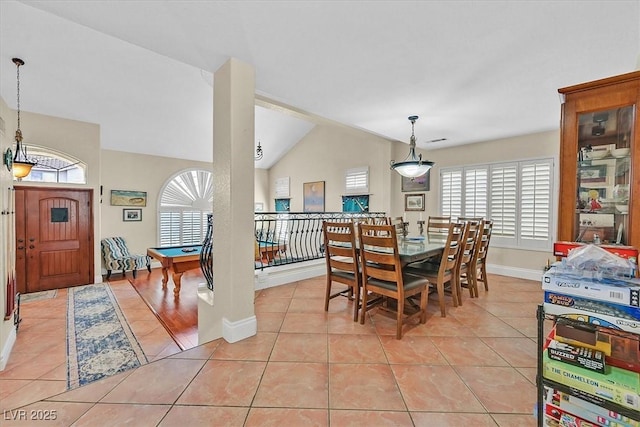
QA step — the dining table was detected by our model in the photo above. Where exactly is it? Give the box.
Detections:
[396,233,448,266]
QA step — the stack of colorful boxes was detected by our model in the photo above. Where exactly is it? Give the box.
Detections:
[540,262,640,426]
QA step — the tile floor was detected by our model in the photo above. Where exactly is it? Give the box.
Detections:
[0,273,543,426]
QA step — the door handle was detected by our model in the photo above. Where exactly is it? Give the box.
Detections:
[17,246,24,250]
[29,244,35,249]
[18,239,24,243]
[29,238,35,242]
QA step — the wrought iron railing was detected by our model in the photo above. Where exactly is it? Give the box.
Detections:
[254,212,387,270]
[199,212,388,290]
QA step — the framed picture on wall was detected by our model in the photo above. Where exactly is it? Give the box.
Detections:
[111,190,147,206]
[401,171,430,192]
[123,208,142,221]
[404,193,425,211]
[303,181,325,212]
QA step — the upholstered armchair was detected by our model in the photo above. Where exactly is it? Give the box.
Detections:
[100,237,151,279]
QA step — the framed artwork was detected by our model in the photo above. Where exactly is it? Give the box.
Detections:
[122,208,142,221]
[275,198,290,212]
[342,195,369,212]
[111,190,147,207]
[578,164,607,184]
[303,181,325,212]
[401,171,430,192]
[404,193,425,211]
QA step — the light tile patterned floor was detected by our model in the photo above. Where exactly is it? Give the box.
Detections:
[0,274,542,426]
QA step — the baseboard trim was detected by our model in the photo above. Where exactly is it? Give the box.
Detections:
[254,259,325,290]
[0,325,17,371]
[223,315,257,343]
[486,263,543,282]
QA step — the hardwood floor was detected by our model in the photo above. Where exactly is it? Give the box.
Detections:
[124,268,200,350]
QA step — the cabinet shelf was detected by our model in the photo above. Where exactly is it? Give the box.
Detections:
[559,72,639,247]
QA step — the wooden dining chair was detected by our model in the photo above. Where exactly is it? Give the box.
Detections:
[404,222,465,317]
[456,220,483,302]
[357,223,429,339]
[364,216,390,225]
[474,219,494,294]
[457,216,483,223]
[322,221,361,321]
[427,216,451,234]
[389,216,404,235]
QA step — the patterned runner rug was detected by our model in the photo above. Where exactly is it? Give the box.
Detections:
[67,283,147,389]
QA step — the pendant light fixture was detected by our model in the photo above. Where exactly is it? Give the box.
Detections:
[3,58,37,179]
[390,115,434,179]
[255,140,264,161]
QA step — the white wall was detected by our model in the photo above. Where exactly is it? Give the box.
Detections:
[268,124,394,213]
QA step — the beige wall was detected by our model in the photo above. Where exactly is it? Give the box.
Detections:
[0,98,15,368]
[268,124,394,213]
[254,168,269,210]
[100,150,212,258]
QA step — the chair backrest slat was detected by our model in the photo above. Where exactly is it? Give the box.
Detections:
[358,223,404,294]
[427,216,451,234]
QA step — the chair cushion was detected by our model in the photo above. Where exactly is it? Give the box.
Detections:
[101,237,150,271]
[367,272,428,292]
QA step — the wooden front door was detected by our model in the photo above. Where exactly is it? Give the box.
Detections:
[15,187,93,294]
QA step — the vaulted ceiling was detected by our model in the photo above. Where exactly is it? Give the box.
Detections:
[1,1,638,168]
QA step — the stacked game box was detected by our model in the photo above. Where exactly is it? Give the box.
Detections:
[541,265,640,424]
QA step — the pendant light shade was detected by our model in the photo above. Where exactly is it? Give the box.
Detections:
[4,58,37,179]
[390,115,434,178]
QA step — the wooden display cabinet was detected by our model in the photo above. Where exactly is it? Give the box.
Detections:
[558,71,640,250]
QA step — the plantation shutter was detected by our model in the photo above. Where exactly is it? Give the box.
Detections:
[464,167,488,218]
[275,177,290,198]
[158,170,213,247]
[345,167,369,194]
[160,211,182,246]
[490,164,518,243]
[441,168,463,218]
[520,159,553,248]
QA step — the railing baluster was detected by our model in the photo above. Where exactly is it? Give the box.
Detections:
[254,212,386,269]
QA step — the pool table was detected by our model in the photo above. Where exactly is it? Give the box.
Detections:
[258,240,287,263]
[147,245,202,295]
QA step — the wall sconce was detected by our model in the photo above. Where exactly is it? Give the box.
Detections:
[3,58,37,179]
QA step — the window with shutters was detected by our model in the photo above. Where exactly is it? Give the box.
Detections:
[158,169,213,247]
[440,169,463,218]
[345,167,369,195]
[440,158,553,251]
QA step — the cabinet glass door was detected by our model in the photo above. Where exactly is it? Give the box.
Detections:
[576,105,633,245]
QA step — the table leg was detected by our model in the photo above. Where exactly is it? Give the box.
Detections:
[160,267,169,289]
[172,272,183,296]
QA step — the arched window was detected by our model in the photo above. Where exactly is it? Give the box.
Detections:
[158,169,213,247]
[17,145,87,184]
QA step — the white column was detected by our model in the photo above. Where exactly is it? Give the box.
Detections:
[197,58,257,344]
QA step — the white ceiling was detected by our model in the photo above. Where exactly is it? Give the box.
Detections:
[1,1,639,169]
